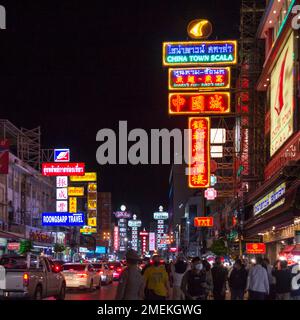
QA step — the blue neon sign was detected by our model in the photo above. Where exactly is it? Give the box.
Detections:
[42,212,85,226]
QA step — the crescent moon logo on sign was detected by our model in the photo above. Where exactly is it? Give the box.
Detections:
[187,19,213,40]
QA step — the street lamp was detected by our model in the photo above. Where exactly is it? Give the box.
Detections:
[121,205,126,212]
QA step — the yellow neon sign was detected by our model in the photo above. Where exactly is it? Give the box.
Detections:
[187,20,213,40]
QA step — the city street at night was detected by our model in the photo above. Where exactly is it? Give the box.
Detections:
[0,0,300,318]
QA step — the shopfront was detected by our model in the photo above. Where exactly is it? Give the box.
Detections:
[244,179,300,263]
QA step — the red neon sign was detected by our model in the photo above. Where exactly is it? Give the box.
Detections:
[169,67,230,91]
[189,117,210,188]
[114,226,119,252]
[169,92,230,115]
[42,163,85,176]
[194,217,214,227]
[246,243,266,255]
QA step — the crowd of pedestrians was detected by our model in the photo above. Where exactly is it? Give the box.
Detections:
[115,249,299,300]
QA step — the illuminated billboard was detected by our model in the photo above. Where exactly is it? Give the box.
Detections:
[68,187,84,196]
[169,67,230,90]
[42,212,85,227]
[70,172,97,182]
[246,243,266,255]
[194,217,214,227]
[189,117,210,188]
[163,40,237,66]
[69,197,77,213]
[169,92,230,115]
[42,163,85,176]
[270,32,294,157]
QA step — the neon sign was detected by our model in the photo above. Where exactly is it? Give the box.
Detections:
[169,67,230,90]
[42,163,85,176]
[187,20,212,40]
[42,212,85,227]
[169,92,230,115]
[194,217,214,227]
[163,40,237,66]
[246,243,266,255]
[189,117,210,188]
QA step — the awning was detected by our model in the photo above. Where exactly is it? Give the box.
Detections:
[280,244,300,256]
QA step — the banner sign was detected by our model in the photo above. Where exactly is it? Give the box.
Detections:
[70,172,97,182]
[128,220,142,228]
[270,32,294,157]
[189,117,211,188]
[68,187,84,196]
[114,211,132,219]
[42,163,85,176]
[42,212,85,226]
[194,217,214,227]
[149,232,156,251]
[163,40,237,66]
[246,243,266,254]
[153,212,169,220]
[254,182,286,216]
[169,92,230,115]
[169,67,230,90]
[69,197,77,213]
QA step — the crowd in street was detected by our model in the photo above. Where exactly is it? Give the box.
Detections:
[115,249,299,300]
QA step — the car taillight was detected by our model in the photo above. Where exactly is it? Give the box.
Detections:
[109,266,114,270]
[99,271,104,275]
[77,273,88,278]
[116,267,122,273]
[23,273,29,286]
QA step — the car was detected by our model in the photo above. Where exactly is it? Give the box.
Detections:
[62,263,101,290]
[92,263,113,285]
[0,254,66,300]
[108,262,124,280]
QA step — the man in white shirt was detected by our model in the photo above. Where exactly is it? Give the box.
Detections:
[247,256,269,300]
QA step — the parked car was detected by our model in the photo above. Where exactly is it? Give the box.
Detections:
[62,263,101,290]
[0,254,66,300]
[92,263,113,285]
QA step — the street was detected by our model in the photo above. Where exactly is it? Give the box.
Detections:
[46,282,118,300]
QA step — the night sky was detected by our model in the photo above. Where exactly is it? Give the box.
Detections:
[0,0,240,224]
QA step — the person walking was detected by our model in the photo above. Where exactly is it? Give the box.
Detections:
[247,256,269,300]
[115,249,145,300]
[211,256,228,300]
[263,258,276,300]
[202,259,213,299]
[181,257,208,300]
[143,254,170,300]
[171,255,188,300]
[229,259,248,300]
[272,260,292,300]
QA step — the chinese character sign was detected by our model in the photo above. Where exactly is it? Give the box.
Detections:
[56,201,68,213]
[69,197,77,213]
[189,117,210,188]
[169,67,230,90]
[163,41,237,66]
[56,188,68,200]
[56,176,68,188]
[169,92,230,115]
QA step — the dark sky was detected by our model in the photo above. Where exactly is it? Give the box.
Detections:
[0,0,240,224]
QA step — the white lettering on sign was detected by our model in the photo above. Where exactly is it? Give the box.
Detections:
[254,183,286,216]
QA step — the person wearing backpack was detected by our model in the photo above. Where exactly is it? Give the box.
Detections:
[171,255,188,300]
[181,257,208,300]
